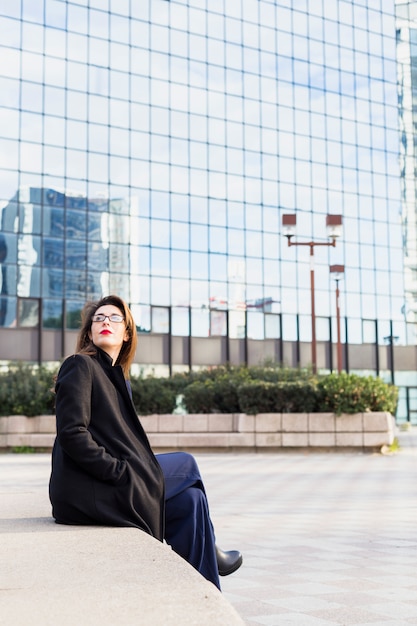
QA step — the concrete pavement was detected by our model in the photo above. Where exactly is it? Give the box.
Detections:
[1,428,417,625]
[202,427,417,625]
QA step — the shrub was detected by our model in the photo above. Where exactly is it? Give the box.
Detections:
[236,381,278,415]
[0,363,56,416]
[316,373,398,415]
[130,376,177,415]
[182,367,251,413]
[182,380,217,413]
[363,376,398,413]
[0,362,398,418]
[246,364,314,383]
[238,381,318,415]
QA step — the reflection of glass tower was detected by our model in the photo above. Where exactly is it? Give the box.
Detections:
[396,0,417,322]
[0,186,134,327]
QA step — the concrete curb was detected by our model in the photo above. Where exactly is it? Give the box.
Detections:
[1,506,244,625]
[0,411,396,452]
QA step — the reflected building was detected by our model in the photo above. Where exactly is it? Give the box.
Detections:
[0,185,133,327]
[0,1,416,420]
[396,0,417,321]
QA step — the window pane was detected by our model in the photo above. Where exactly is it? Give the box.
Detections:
[229,310,245,338]
[42,298,63,328]
[17,265,41,297]
[210,310,227,336]
[151,277,170,305]
[43,268,64,297]
[18,299,39,328]
[66,300,83,330]
[172,307,189,336]
[247,311,264,339]
[152,306,169,333]
[0,295,17,327]
[132,304,150,333]
[0,265,17,295]
[65,270,87,298]
[265,314,280,339]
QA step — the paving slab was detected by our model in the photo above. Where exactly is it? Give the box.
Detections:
[1,427,417,625]
[200,427,417,625]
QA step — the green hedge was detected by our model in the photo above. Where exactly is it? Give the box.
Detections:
[0,364,56,417]
[0,363,398,417]
[238,380,319,415]
[129,376,177,415]
[131,367,397,416]
[315,372,398,415]
[178,369,398,416]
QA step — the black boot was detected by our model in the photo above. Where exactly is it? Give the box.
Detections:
[216,546,243,576]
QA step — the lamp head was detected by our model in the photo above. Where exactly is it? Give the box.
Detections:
[326,214,343,241]
[282,213,296,239]
[330,264,345,281]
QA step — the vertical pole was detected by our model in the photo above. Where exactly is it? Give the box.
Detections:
[344,316,349,373]
[188,305,192,370]
[310,244,317,374]
[244,308,248,366]
[168,306,172,377]
[335,280,342,373]
[225,309,230,363]
[38,297,43,366]
[389,320,395,385]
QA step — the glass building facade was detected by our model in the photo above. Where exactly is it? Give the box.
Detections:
[0,0,416,419]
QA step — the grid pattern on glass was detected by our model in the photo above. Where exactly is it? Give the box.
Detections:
[0,1,407,352]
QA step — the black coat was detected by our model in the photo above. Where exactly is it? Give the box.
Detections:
[49,348,165,540]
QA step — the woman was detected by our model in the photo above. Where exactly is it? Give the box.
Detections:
[49,295,242,590]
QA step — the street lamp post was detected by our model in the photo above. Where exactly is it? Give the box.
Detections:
[282,213,343,374]
[329,264,345,374]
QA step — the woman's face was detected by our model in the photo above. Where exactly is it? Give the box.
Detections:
[89,304,129,364]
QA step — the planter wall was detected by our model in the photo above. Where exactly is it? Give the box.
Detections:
[0,412,396,452]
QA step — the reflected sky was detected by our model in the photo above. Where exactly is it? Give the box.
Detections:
[0,1,410,344]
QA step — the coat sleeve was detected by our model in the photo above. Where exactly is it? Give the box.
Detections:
[55,355,127,484]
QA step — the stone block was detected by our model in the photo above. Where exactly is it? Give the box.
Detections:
[235,413,255,433]
[207,414,233,432]
[183,414,208,432]
[178,433,229,447]
[30,433,55,447]
[308,413,335,432]
[362,412,391,432]
[335,432,363,447]
[228,432,256,447]
[8,415,36,433]
[255,433,282,447]
[6,434,32,447]
[255,413,281,433]
[309,432,336,447]
[37,415,56,432]
[140,414,159,433]
[147,433,179,449]
[364,431,394,447]
[158,414,184,433]
[335,413,363,432]
[0,434,7,446]
[0,416,8,434]
[282,432,309,447]
[282,413,308,432]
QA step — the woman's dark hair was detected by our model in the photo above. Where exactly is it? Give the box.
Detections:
[75,295,138,377]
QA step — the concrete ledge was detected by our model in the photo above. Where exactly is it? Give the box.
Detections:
[0,515,243,625]
[0,411,396,452]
